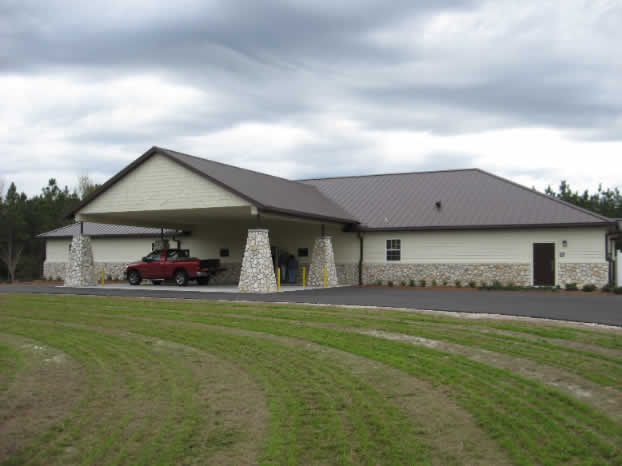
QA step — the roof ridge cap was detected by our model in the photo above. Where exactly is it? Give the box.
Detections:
[298,167,479,182]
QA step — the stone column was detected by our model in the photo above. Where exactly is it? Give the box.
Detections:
[64,235,98,287]
[238,229,277,293]
[308,236,338,287]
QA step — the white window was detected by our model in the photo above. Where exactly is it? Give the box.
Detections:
[386,239,401,261]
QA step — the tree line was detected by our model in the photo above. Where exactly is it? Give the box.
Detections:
[545,181,622,219]
[0,178,620,282]
[0,177,99,282]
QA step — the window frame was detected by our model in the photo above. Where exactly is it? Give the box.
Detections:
[386,239,401,262]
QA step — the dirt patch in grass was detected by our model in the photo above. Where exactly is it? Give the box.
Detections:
[465,325,622,360]
[361,329,622,422]
[146,338,268,466]
[0,334,86,462]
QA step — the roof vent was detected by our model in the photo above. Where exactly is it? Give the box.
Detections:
[435,201,442,210]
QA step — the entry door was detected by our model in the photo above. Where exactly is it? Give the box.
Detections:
[533,243,555,286]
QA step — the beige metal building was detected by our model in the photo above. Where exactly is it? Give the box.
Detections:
[40,146,621,289]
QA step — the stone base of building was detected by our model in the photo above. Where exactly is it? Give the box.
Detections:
[559,263,609,288]
[43,262,67,281]
[210,263,242,285]
[362,263,532,287]
[45,262,129,281]
[336,263,360,285]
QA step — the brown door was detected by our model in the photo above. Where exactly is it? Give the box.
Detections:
[533,243,555,286]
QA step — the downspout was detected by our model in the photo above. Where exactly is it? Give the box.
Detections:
[606,232,613,285]
[358,231,364,286]
[606,225,622,286]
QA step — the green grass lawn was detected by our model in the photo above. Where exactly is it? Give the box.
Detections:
[1,293,621,465]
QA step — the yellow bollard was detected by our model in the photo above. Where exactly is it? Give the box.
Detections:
[101,267,105,286]
[323,266,327,288]
[302,266,306,288]
[277,267,281,291]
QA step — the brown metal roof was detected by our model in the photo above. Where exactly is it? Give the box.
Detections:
[69,146,612,231]
[38,222,180,238]
[70,147,358,224]
[301,169,611,230]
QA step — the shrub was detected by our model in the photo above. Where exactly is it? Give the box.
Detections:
[468,281,477,288]
[106,274,113,281]
[442,280,448,286]
[582,284,596,292]
[375,280,382,286]
[601,283,615,293]
[478,282,489,290]
[409,279,415,287]
[615,287,622,295]
[505,282,516,290]
[56,276,62,281]
[454,280,462,288]
[388,280,394,287]
[418,279,426,287]
[431,279,438,287]
[491,280,503,290]
[400,280,407,287]
[565,283,578,291]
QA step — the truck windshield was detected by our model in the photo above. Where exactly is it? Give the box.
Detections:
[145,250,160,261]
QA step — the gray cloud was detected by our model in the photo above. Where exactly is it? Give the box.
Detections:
[1,0,621,195]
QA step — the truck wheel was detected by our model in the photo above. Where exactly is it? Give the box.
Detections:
[127,270,142,286]
[174,269,188,286]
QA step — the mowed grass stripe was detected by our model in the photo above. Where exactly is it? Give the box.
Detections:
[0,321,228,466]
[14,295,621,389]
[0,341,23,392]
[86,294,622,350]
[3,294,621,465]
[0,312,430,465]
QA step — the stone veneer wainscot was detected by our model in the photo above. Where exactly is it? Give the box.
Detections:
[363,263,531,286]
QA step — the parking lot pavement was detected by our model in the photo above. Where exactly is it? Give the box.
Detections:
[1,284,621,327]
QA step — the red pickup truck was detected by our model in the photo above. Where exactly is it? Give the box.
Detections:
[125,249,222,286]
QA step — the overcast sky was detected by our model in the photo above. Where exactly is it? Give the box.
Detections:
[1,0,621,197]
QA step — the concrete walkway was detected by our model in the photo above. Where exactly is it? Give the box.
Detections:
[1,284,621,327]
[63,283,313,293]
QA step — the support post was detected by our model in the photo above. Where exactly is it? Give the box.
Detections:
[308,236,338,287]
[302,266,306,287]
[277,267,281,291]
[238,229,277,293]
[101,267,105,286]
[65,234,97,287]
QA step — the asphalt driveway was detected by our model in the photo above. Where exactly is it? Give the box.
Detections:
[1,284,621,327]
